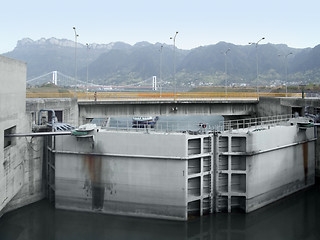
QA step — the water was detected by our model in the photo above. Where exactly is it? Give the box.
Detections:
[0,185,319,240]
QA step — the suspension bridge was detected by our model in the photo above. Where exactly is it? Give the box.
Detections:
[26,71,302,100]
[26,71,158,91]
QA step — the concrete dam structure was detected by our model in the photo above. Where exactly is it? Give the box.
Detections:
[0,55,319,221]
[51,116,316,220]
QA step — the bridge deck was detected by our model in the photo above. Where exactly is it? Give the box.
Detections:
[26,92,301,102]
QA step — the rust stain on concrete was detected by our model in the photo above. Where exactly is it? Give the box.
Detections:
[302,143,308,184]
[83,155,105,210]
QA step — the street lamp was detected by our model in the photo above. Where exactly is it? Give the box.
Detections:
[159,44,163,97]
[249,37,265,95]
[73,27,79,98]
[86,43,90,94]
[170,31,178,99]
[278,52,293,97]
[221,48,231,97]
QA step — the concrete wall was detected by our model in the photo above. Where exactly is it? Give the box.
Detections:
[316,127,320,178]
[0,56,44,217]
[54,131,189,220]
[256,97,291,117]
[246,122,315,211]
[215,118,316,213]
[78,101,257,124]
[54,130,213,220]
[257,97,320,178]
[26,98,78,127]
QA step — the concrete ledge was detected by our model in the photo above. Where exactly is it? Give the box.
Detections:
[56,196,187,221]
[246,176,315,212]
[78,99,259,105]
[0,193,45,218]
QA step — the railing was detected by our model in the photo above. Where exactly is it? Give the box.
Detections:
[26,92,302,100]
[94,114,296,134]
[220,114,295,131]
[104,118,217,134]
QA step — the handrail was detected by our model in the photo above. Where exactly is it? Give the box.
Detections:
[88,114,297,133]
[104,119,214,133]
[219,114,295,131]
[26,92,302,100]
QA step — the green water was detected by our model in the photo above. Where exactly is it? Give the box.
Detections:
[0,185,319,240]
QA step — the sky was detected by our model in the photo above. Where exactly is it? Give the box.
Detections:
[1,0,320,53]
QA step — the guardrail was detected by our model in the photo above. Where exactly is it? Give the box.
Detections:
[220,114,295,131]
[105,119,215,133]
[94,114,296,134]
[26,92,302,100]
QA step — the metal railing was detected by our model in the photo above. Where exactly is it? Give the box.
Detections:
[104,119,216,134]
[26,91,302,100]
[220,114,294,131]
[98,114,295,134]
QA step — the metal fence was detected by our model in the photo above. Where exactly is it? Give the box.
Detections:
[104,118,216,134]
[220,114,295,131]
[97,114,295,134]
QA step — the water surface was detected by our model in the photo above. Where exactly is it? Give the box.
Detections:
[0,185,319,240]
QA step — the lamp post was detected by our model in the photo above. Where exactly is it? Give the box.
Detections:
[299,84,306,99]
[86,43,90,94]
[249,37,265,95]
[170,31,178,99]
[73,27,79,98]
[159,44,163,97]
[278,52,293,97]
[221,48,231,97]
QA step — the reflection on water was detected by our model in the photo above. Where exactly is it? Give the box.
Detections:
[0,185,319,240]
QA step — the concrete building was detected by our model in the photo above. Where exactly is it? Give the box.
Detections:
[26,98,78,128]
[0,56,44,217]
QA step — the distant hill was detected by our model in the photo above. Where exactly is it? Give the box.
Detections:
[3,37,320,88]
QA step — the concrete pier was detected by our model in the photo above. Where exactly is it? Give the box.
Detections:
[0,56,44,217]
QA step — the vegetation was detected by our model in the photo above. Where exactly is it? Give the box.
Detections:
[190,84,320,93]
[5,38,320,88]
[27,83,71,93]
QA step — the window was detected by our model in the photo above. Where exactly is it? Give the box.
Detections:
[48,110,63,123]
[4,126,16,148]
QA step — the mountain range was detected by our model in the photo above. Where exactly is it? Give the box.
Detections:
[3,37,320,88]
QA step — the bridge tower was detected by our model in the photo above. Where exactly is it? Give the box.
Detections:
[152,76,157,91]
[52,71,58,85]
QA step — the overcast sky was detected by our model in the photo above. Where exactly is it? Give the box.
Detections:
[1,0,319,53]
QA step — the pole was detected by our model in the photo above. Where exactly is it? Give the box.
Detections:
[86,43,89,94]
[170,31,178,100]
[278,52,292,97]
[285,52,292,97]
[160,45,163,97]
[223,48,231,97]
[73,27,79,98]
[249,37,265,95]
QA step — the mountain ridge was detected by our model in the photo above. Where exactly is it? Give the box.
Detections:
[3,37,320,87]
